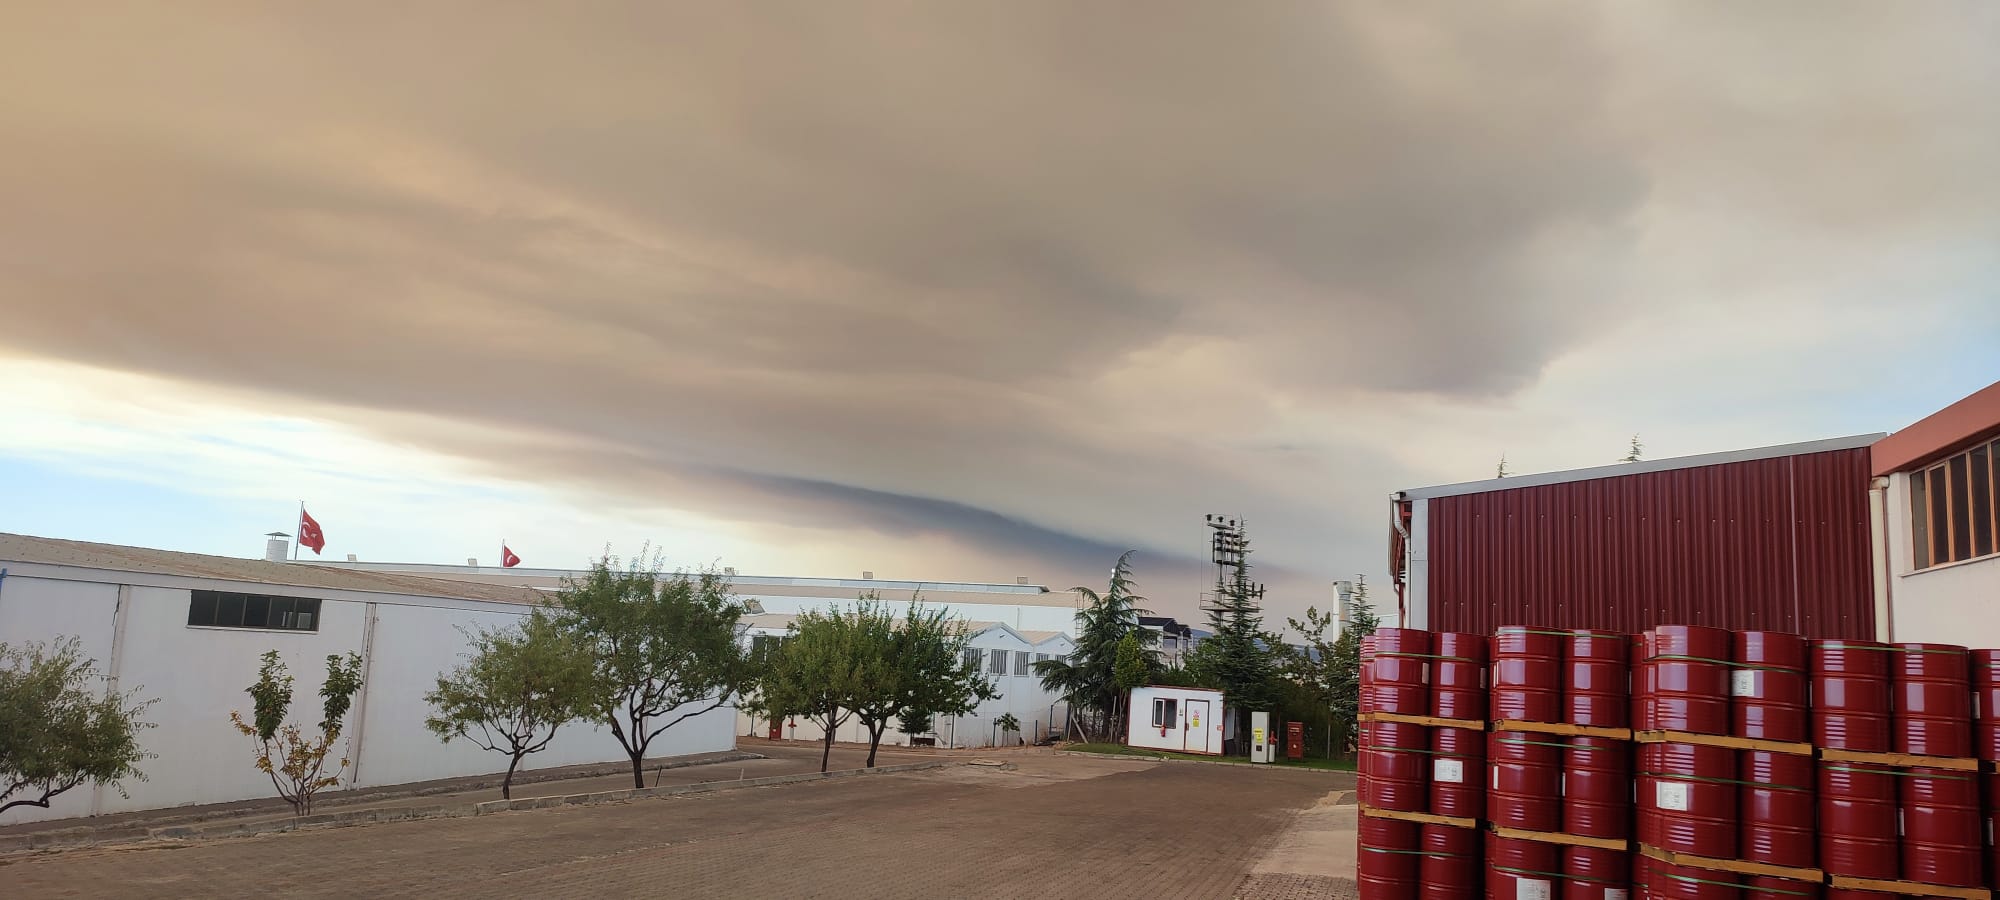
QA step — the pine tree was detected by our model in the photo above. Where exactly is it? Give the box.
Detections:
[1187,535,1282,754]
[1622,435,1644,463]
[1496,454,1510,478]
[1031,551,1154,741]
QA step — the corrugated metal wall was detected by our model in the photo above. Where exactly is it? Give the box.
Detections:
[1426,447,1875,638]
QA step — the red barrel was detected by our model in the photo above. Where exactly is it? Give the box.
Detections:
[1740,750,1814,868]
[1813,640,1892,752]
[1893,642,1971,758]
[1818,761,1898,879]
[1358,814,1419,899]
[1562,846,1629,900]
[1432,632,1488,721]
[1639,741,1735,858]
[1417,823,1478,900]
[1429,726,1484,819]
[1369,627,1433,716]
[1493,626,1562,723]
[1649,625,1732,735]
[1734,631,1808,743]
[1633,630,1657,731]
[1489,732,1563,832]
[1984,772,2000,892]
[1973,650,2000,761]
[1646,855,1741,899]
[1902,766,1982,887]
[1567,630,1630,728]
[1564,736,1631,839]
[1487,832,1559,900]
[1745,875,1821,900]
[1361,721,1428,812]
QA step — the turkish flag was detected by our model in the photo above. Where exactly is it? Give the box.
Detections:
[297,508,326,555]
[501,545,521,568]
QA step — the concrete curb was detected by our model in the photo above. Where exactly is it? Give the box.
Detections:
[1054,750,1356,776]
[1,760,953,854]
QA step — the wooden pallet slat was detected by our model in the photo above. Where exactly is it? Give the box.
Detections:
[1637,845,1822,882]
[1818,748,1978,771]
[1493,720,1632,740]
[1359,712,1485,729]
[1828,875,1990,900]
[1357,804,1478,830]
[1633,730,1813,755]
[1491,825,1628,852]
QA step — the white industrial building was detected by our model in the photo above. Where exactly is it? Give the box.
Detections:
[0,534,737,825]
[735,614,1076,748]
[1126,685,1227,756]
[1872,379,2000,644]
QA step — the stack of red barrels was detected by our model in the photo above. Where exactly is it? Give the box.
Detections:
[1356,625,2000,900]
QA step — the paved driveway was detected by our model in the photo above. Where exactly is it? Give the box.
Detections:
[6,752,1346,899]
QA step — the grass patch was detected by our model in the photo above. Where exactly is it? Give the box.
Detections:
[1065,743,1355,771]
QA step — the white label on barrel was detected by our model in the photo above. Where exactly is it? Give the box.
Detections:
[1731,669,1758,698]
[1656,781,1690,812]
[1977,694,1982,718]
[1606,891,1628,900]
[1987,819,1993,846]
[1435,759,1464,783]
[1516,878,1551,900]
[1493,765,1500,790]
[1899,809,1905,837]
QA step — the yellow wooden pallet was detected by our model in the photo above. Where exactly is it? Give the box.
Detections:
[1828,875,1989,900]
[1638,845,1822,882]
[1356,804,1477,830]
[1633,730,1812,755]
[1491,825,1627,852]
[1819,748,1978,771]
[1358,712,1485,729]
[1492,720,1632,740]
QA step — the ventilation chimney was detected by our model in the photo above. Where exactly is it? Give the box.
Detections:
[468,557,479,566]
[1016,576,1029,585]
[346,553,358,563]
[1335,580,1355,623]
[862,570,874,580]
[263,532,289,562]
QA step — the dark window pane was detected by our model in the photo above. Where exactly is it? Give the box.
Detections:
[1973,446,1994,559]
[1931,465,1951,565]
[269,596,295,629]
[244,595,270,629]
[1950,455,1973,562]
[1911,470,1931,569]
[216,592,246,627]
[188,591,217,626]
[297,598,320,631]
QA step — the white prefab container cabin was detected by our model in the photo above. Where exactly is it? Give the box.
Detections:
[0,533,739,824]
[1126,685,1226,756]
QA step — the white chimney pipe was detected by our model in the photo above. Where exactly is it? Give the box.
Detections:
[263,532,289,562]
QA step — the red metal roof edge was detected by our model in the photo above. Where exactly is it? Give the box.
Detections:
[1871,379,2000,476]
[1397,433,1885,500]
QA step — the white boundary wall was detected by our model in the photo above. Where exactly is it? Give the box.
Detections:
[0,563,735,824]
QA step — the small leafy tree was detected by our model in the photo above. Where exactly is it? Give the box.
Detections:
[0,637,155,816]
[1284,605,1341,753]
[550,553,755,789]
[1326,577,1380,752]
[834,599,904,768]
[995,713,1021,745]
[757,607,867,772]
[230,651,364,816]
[886,602,996,764]
[1112,632,1148,732]
[425,611,596,799]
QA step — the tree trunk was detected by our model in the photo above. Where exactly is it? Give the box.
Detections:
[503,753,523,800]
[820,725,835,773]
[865,721,885,768]
[628,746,646,789]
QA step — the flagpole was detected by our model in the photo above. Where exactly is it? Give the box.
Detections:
[294,501,304,561]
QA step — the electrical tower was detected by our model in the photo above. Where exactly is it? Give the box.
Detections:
[1203,514,1264,614]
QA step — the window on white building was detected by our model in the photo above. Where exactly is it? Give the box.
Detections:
[1035,653,1051,665]
[964,648,984,672]
[1015,651,1032,676]
[187,590,321,632]
[988,648,1009,676]
[1912,437,1999,569]
[1150,697,1178,728]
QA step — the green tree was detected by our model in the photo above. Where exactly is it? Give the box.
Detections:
[424,611,596,799]
[550,553,755,789]
[1283,604,1342,755]
[834,598,904,768]
[1622,435,1644,463]
[1496,455,1510,478]
[1032,551,1154,740]
[1326,577,1380,752]
[757,607,868,772]
[888,602,996,762]
[995,712,1021,745]
[0,637,155,816]
[229,650,364,816]
[1191,544,1283,754]
[1112,632,1148,727]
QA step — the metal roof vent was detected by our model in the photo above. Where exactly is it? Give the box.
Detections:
[346,553,358,562]
[1017,576,1029,585]
[263,532,289,562]
[862,570,874,580]
[467,557,479,566]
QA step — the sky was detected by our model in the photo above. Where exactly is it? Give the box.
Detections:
[2,2,1997,629]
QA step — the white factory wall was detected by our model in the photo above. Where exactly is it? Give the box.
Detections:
[0,569,735,824]
[1884,470,2000,646]
[738,627,1074,749]
[741,591,1079,636]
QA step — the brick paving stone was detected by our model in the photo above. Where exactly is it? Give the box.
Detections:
[6,757,1338,899]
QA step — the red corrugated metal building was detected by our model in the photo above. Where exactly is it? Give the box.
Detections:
[1390,434,1884,639]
